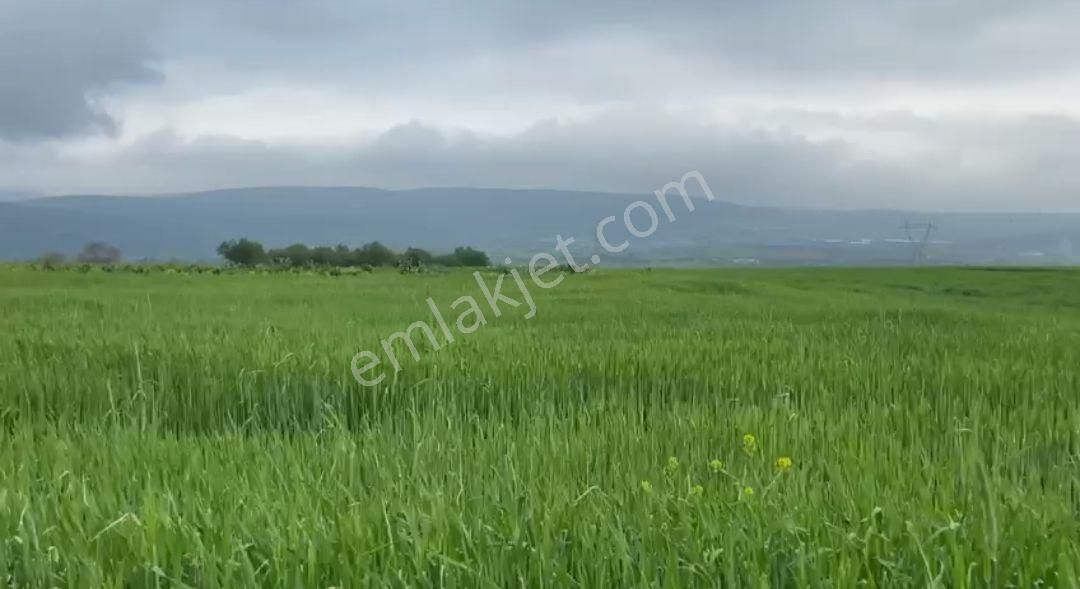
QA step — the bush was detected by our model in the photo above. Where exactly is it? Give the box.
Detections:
[76,242,122,264]
[39,252,66,270]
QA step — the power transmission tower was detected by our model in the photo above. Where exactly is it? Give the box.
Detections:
[901,221,936,264]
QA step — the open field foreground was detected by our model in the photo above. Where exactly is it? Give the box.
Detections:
[1,266,1079,587]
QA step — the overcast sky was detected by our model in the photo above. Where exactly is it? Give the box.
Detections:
[2,0,1079,211]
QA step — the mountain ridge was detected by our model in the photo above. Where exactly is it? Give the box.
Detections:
[2,186,1078,265]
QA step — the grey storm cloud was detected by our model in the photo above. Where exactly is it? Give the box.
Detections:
[163,0,1080,81]
[4,109,1078,212]
[6,0,1080,140]
[0,0,161,140]
[1,0,1079,211]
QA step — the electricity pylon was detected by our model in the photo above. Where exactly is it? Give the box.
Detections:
[901,221,936,264]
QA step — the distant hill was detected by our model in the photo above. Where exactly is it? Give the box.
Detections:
[1,186,1078,265]
[0,189,40,203]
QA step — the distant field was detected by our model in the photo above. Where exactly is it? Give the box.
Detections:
[1,265,1079,587]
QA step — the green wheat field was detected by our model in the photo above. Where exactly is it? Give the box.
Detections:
[2,265,1079,587]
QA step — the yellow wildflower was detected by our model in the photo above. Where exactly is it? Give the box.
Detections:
[709,459,724,473]
[742,486,754,498]
[665,456,680,475]
[775,456,793,473]
[640,480,654,494]
[689,485,704,498]
[742,433,757,454]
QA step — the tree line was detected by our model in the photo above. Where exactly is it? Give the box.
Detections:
[216,238,491,268]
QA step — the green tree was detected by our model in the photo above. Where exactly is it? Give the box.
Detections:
[216,238,267,266]
[355,241,398,266]
[76,241,122,264]
[38,252,67,269]
[268,243,311,267]
[308,246,336,266]
[332,244,352,267]
[403,247,433,267]
[452,246,490,267]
